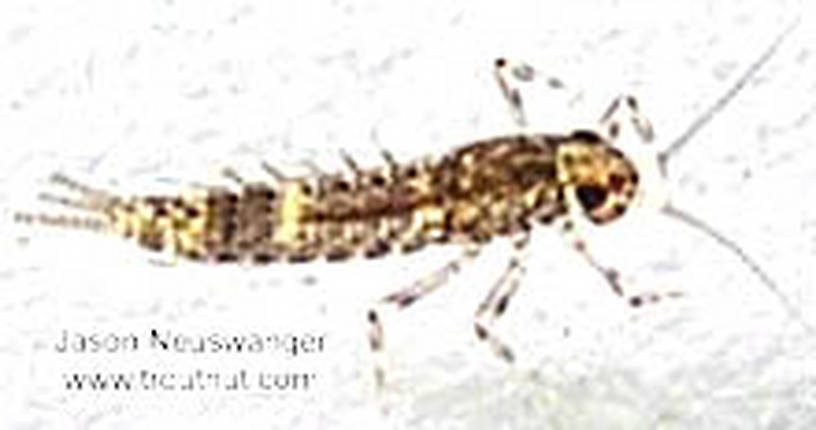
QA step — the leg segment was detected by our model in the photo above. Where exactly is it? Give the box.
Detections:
[494,58,534,127]
[473,232,531,363]
[494,58,564,128]
[559,216,682,307]
[597,93,671,211]
[598,94,654,144]
[367,244,482,386]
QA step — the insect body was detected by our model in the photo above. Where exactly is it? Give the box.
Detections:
[13,18,806,386]
[18,132,636,266]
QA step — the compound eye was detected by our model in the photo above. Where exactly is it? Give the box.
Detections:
[575,185,608,212]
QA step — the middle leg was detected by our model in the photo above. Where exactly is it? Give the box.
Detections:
[473,232,531,363]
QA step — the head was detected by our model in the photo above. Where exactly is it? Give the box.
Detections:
[555,134,640,224]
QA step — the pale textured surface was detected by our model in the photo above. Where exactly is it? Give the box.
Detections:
[1,0,815,429]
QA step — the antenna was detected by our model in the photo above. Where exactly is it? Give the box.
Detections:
[655,17,811,333]
[661,204,810,332]
[657,16,802,176]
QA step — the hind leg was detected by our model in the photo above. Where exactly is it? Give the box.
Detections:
[367,244,482,387]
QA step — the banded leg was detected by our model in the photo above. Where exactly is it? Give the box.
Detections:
[599,94,654,144]
[368,244,482,387]
[597,92,672,212]
[568,93,667,302]
[494,58,565,128]
[473,232,531,363]
[559,216,683,307]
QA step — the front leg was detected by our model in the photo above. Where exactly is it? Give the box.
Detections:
[598,94,654,144]
[558,203,683,307]
[596,93,672,214]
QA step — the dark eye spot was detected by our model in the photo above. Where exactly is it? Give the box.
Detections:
[576,185,608,211]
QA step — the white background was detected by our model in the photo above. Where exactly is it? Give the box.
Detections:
[1,0,815,428]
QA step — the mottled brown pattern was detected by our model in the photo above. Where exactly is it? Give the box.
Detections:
[93,129,639,264]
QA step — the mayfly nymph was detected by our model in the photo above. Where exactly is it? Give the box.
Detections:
[14,18,807,385]
[16,131,637,266]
